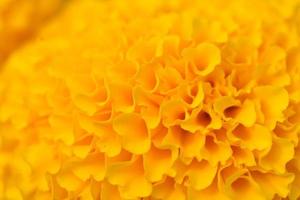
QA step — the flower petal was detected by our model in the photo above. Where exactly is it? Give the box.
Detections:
[183,42,221,76]
[187,160,218,190]
[113,113,150,154]
[143,146,175,182]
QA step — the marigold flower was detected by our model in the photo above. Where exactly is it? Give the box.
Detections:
[1,0,300,199]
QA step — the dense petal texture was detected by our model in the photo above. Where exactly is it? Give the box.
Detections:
[1,0,300,199]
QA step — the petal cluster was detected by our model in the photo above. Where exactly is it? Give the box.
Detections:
[1,0,300,199]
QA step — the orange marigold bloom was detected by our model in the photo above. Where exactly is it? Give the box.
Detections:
[1,0,300,199]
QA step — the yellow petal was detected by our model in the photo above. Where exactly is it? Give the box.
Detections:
[180,131,205,159]
[140,105,161,129]
[157,66,183,93]
[289,170,300,200]
[144,146,174,182]
[225,175,265,200]
[127,36,161,63]
[107,161,138,187]
[259,136,294,173]
[183,42,221,76]
[231,146,256,167]
[107,157,151,198]
[161,99,188,127]
[78,184,94,200]
[161,125,185,149]
[109,81,135,113]
[136,62,160,92]
[213,96,240,119]
[3,186,23,200]
[188,178,230,200]
[252,171,294,199]
[72,135,93,159]
[253,85,289,129]
[72,152,106,181]
[187,160,218,190]
[73,94,99,115]
[106,59,138,81]
[48,115,74,145]
[66,73,97,95]
[166,184,186,200]
[159,35,180,57]
[101,181,122,200]
[152,177,174,199]
[119,176,152,199]
[181,107,215,133]
[178,82,204,108]
[231,124,272,151]
[56,171,83,192]
[133,86,162,128]
[200,134,232,165]
[236,99,256,127]
[72,79,109,115]
[95,128,122,157]
[113,113,150,154]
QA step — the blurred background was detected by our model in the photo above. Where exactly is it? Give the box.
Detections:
[0,0,68,67]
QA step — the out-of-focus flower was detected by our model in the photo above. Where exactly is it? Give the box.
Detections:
[1,0,300,199]
[0,0,64,65]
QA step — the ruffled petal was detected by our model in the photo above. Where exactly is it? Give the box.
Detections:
[200,134,232,165]
[186,160,218,190]
[183,42,221,76]
[72,152,106,181]
[113,113,150,154]
[253,85,289,129]
[143,145,175,182]
[259,136,294,173]
[161,99,188,127]
[252,171,294,199]
[109,81,135,113]
[230,124,272,151]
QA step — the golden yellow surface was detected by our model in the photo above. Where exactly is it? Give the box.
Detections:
[0,0,64,64]
[1,0,300,199]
